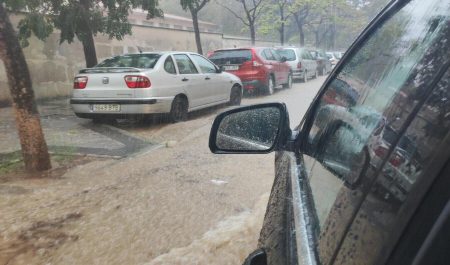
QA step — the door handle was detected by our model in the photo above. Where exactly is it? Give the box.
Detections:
[205,77,211,80]
[182,78,189,82]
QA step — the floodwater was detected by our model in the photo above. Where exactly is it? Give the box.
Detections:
[0,78,322,264]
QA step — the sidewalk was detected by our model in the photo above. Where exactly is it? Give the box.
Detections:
[0,99,154,158]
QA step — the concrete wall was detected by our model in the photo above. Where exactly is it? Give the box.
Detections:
[0,15,279,104]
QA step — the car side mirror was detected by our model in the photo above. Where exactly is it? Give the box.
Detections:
[209,103,291,154]
[280,56,287,63]
[216,66,223,73]
[243,249,267,265]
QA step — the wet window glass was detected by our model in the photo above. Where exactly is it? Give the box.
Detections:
[271,49,282,61]
[164,56,176,74]
[262,49,275,61]
[208,49,252,65]
[96,54,162,68]
[300,0,450,263]
[277,49,296,61]
[333,69,450,265]
[174,54,198,74]
[190,54,217,73]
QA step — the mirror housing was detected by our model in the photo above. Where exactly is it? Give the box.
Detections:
[209,103,292,154]
[216,66,223,73]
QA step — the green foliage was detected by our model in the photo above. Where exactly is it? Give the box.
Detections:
[3,0,163,47]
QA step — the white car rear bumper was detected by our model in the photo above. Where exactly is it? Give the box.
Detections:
[70,97,174,116]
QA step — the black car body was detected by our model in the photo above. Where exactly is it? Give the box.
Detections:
[209,0,450,264]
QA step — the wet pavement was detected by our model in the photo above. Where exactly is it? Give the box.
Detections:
[0,76,325,265]
[0,99,156,158]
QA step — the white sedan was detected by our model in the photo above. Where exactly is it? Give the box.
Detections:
[70,52,243,122]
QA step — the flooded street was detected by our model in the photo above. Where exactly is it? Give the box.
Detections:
[0,77,323,265]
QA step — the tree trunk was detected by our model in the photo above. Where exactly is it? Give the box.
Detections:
[279,6,285,45]
[315,30,320,48]
[299,24,305,47]
[0,5,51,172]
[80,0,98,67]
[190,9,203,54]
[250,23,256,45]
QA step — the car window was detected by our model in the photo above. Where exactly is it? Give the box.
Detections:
[164,56,176,74]
[334,69,450,265]
[174,54,198,74]
[277,49,296,61]
[299,0,450,263]
[208,49,252,65]
[190,54,217,73]
[95,54,162,68]
[262,49,275,60]
[271,49,282,61]
[301,50,312,60]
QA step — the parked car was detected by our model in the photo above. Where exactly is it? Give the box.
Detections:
[326,52,339,67]
[308,48,332,75]
[208,47,292,95]
[70,52,242,123]
[275,47,318,82]
[209,0,450,264]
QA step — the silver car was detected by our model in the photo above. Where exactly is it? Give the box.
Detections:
[71,52,243,122]
[276,47,318,82]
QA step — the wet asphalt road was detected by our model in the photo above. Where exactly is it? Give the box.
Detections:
[0,76,325,265]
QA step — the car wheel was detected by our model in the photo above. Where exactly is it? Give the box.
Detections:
[282,74,292,89]
[228,85,242,106]
[169,96,188,123]
[265,76,275,95]
[303,71,308,83]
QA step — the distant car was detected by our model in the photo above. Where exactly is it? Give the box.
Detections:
[70,52,242,123]
[275,47,318,82]
[308,49,332,75]
[208,47,292,95]
[326,52,339,67]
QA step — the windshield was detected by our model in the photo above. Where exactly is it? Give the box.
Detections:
[2,0,426,264]
[96,54,162,68]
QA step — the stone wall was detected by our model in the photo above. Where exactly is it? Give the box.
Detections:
[0,16,279,104]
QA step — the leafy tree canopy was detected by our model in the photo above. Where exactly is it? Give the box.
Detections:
[2,0,163,47]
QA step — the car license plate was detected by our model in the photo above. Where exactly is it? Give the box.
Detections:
[92,104,120,112]
[223,65,239,71]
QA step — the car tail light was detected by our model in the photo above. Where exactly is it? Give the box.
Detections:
[389,153,404,167]
[73,76,88,89]
[374,146,388,158]
[124,75,151,88]
[297,62,302,69]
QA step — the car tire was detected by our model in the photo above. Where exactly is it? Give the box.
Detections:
[228,85,242,106]
[282,74,293,89]
[319,67,324,76]
[303,71,308,83]
[265,76,275,95]
[169,96,188,123]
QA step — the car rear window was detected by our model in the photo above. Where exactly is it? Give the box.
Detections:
[277,49,296,61]
[95,54,162,68]
[209,49,252,65]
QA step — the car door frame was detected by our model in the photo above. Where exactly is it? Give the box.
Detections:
[173,53,205,108]
[188,53,228,103]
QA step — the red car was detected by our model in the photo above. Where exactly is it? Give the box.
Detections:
[208,47,292,95]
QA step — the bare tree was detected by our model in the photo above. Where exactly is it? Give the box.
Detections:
[289,0,311,46]
[0,5,51,172]
[218,0,267,45]
[181,0,210,54]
